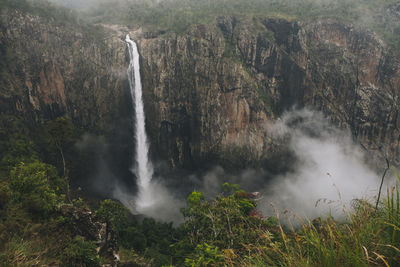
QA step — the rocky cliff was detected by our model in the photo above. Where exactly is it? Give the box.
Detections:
[126,15,400,169]
[1,3,400,174]
[0,6,134,188]
[0,8,127,133]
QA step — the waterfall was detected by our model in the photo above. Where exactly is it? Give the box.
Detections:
[125,34,154,210]
[123,34,182,223]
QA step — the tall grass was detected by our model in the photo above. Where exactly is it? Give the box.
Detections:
[223,175,399,266]
[261,183,400,266]
[0,238,45,266]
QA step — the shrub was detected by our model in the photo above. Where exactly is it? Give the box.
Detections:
[10,161,65,216]
[185,243,225,267]
[181,183,274,261]
[96,199,129,228]
[0,182,10,208]
[63,236,100,267]
[0,136,39,174]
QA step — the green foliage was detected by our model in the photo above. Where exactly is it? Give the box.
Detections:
[181,183,272,262]
[0,181,10,208]
[96,199,129,227]
[187,191,204,208]
[72,197,89,209]
[63,236,100,267]
[0,0,81,25]
[185,243,224,267]
[9,161,65,216]
[222,182,240,194]
[45,117,74,149]
[256,85,276,114]
[124,218,181,265]
[2,170,400,267]
[255,183,400,267]
[173,182,400,265]
[0,0,29,10]
[237,197,255,215]
[95,199,180,265]
[118,225,147,251]
[0,238,45,266]
[118,248,152,266]
[222,40,242,65]
[88,0,400,50]
[0,134,39,175]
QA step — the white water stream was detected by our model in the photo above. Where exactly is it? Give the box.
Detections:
[125,34,155,210]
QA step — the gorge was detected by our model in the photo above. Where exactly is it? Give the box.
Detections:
[1,0,400,265]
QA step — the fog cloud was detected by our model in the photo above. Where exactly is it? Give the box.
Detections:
[259,109,391,223]
[113,176,184,224]
[77,109,393,226]
[185,109,394,224]
[48,0,103,10]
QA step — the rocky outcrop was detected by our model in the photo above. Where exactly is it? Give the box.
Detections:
[60,205,120,265]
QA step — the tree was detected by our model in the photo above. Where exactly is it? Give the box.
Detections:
[96,199,129,250]
[181,183,273,264]
[45,117,74,202]
[0,135,39,175]
[184,243,224,267]
[9,161,65,216]
[63,235,100,267]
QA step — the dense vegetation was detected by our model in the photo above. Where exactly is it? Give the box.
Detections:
[2,125,400,266]
[0,104,399,265]
[0,0,81,24]
[1,114,399,266]
[88,0,400,48]
[0,116,399,265]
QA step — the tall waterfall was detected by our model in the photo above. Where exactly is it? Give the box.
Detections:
[125,34,154,210]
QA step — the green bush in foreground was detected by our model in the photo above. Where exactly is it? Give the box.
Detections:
[185,243,225,267]
[63,236,100,267]
[175,181,400,266]
[95,180,398,266]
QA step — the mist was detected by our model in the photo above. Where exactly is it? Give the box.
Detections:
[73,133,184,223]
[258,109,392,223]
[180,109,394,224]
[113,177,184,224]
[74,107,392,226]
[47,0,104,10]
[106,108,394,225]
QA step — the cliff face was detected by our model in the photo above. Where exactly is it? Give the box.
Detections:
[131,16,400,169]
[0,9,128,134]
[136,22,272,169]
[1,5,399,172]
